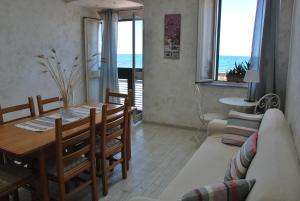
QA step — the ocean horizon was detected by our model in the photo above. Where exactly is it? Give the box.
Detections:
[117,54,250,73]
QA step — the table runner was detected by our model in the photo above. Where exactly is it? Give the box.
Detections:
[15,105,102,132]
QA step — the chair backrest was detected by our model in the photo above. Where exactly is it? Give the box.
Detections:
[0,97,36,125]
[254,93,281,114]
[37,95,62,115]
[105,88,133,107]
[100,99,129,152]
[55,108,96,187]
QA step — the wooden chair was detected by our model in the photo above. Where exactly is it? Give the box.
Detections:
[105,88,133,107]
[105,88,133,162]
[46,108,97,201]
[0,97,35,125]
[37,95,62,115]
[96,99,129,196]
[0,97,36,166]
[0,163,34,201]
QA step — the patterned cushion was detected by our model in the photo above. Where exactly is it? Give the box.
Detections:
[0,163,32,192]
[182,179,256,201]
[45,157,88,176]
[224,132,258,181]
[222,111,262,146]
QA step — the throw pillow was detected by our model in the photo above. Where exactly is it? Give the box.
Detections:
[224,132,258,181]
[222,111,262,146]
[181,179,256,201]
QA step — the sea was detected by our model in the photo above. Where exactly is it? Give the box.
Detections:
[117,54,250,73]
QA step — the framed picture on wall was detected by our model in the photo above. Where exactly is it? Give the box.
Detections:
[164,14,181,59]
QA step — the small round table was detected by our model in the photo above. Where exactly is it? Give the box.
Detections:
[219,97,258,108]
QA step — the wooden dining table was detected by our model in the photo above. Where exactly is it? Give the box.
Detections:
[0,103,136,201]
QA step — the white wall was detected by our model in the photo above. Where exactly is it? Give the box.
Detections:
[0,0,97,109]
[143,0,247,129]
[286,0,300,157]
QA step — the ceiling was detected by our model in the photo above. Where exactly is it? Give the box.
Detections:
[66,0,143,9]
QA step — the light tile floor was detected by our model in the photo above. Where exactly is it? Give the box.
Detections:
[21,123,204,201]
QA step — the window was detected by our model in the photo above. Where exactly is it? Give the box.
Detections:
[117,20,143,69]
[117,20,133,68]
[216,0,257,81]
[196,0,257,82]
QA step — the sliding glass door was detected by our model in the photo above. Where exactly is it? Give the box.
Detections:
[117,11,143,122]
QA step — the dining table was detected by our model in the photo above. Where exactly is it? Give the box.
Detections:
[0,102,136,201]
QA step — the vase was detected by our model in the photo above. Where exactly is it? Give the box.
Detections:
[60,90,74,119]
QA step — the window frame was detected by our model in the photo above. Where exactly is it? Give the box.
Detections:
[197,0,255,83]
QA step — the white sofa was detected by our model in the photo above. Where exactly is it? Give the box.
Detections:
[130,109,300,201]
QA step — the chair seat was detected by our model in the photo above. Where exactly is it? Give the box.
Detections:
[35,157,88,177]
[0,163,32,194]
[96,139,122,157]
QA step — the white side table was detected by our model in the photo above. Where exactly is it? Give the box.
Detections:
[219,97,258,108]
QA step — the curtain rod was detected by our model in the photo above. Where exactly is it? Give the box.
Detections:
[98,6,144,13]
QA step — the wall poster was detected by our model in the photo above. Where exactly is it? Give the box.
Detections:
[164,14,181,59]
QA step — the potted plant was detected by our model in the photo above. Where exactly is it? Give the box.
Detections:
[226,61,250,82]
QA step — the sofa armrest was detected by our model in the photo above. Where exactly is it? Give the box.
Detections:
[207,119,227,136]
[129,197,159,201]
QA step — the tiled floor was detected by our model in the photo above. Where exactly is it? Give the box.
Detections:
[21,123,204,201]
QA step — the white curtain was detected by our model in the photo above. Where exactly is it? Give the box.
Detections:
[250,0,289,108]
[196,0,217,82]
[100,10,119,101]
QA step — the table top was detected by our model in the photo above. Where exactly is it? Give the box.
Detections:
[219,97,258,107]
[0,103,136,156]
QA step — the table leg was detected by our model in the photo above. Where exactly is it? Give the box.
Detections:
[38,150,50,201]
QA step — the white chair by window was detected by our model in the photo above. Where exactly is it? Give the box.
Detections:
[194,85,225,128]
[254,93,281,114]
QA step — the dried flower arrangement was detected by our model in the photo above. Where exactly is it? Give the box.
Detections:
[36,49,81,109]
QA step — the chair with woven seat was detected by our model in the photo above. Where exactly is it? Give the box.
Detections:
[0,163,34,201]
[36,95,62,115]
[45,108,97,201]
[0,97,36,165]
[105,88,133,107]
[0,97,35,125]
[105,88,133,163]
[96,99,129,196]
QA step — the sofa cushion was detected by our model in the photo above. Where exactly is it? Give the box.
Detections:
[225,132,258,181]
[182,179,256,201]
[222,111,262,146]
[245,109,300,201]
[158,134,239,201]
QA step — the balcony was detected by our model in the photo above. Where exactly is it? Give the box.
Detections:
[118,79,143,111]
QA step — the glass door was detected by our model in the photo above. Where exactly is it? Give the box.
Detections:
[117,11,143,122]
[83,17,102,103]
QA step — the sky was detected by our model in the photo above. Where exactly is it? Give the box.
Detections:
[219,0,257,56]
[117,20,143,54]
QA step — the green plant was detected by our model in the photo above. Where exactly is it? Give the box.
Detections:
[226,60,250,76]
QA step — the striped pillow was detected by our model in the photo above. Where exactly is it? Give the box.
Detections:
[222,111,262,146]
[224,132,258,181]
[181,179,256,201]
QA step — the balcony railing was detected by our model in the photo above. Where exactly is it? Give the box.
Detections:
[118,79,143,111]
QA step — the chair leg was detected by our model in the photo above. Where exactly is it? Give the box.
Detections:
[101,158,108,196]
[91,162,98,201]
[58,181,66,201]
[122,147,127,179]
[13,190,19,201]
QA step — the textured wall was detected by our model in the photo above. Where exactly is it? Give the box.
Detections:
[0,0,96,110]
[286,0,300,158]
[275,0,294,108]
[143,0,247,129]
